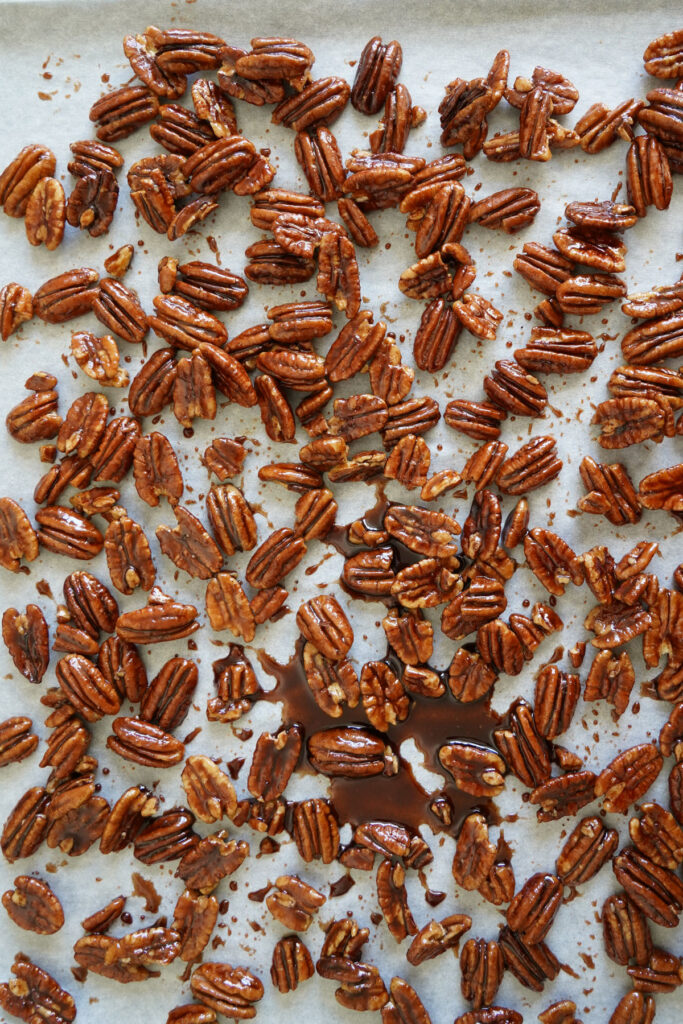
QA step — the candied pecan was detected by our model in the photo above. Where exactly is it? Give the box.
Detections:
[638,87,683,147]
[442,575,506,639]
[172,888,218,963]
[148,293,227,351]
[308,726,397,777]
[139,657,197,732]
[614,846,683,927]
[399,250,455,300]
[413,298,461,373]
[513,242,572,295]
[596,744,663,813]
[25,176,65,249]
[34,505,103,561]
[505,872,562,945]
[444,399,506,440]
[1,785,49,862]
[0,716,38,768]
[407,914,472,966]
[578,455,641,524]
[506,65,578,112]
[644,29,683,77]
[103,244,134,278]
[256,348,325,392]
[107,716,184,769]
[0,955,75,1022]
[376,859,416,942]
[66,168,118,238]
[370,83,424,154]
[383,396,440,446]
[530,770,597,822]
[602,892,653,966]
[270,935,314,994]
[421,468,463,501]
[116,587,199,643]
[622,311,683,365]
[176,832,248,893]
[316,956,388,1012]
[294,126,345,201]
[575,98,644,152]
[384,504,459,558]
[90,85,159,142]
[157,505,222,580]
[0,282,33,340]
[523,528,583,596]
[351,37,402,114]
[630,802,683,869]
[460,938,504,1010]
[128,349,177,419]
[555,815,618,887]
[202,439,247,483]
[515,326,597,374]
[292,798,339,863]
[628,948,683,993]
[81,894,127,933]
[248,726,303,802]
[316,231,360,317]
[170,261,249,313]
[337,194,382,245]
[273,76,350,130]
[439,740,506,796]
[638,463,683,510]
[439,73,494,152]
[496,436,562,495]
[592,395,672,448]
[6,386,61,444]
[533,664,580,739]
[329,393,387,441]
[360,661,410,731]
[2,875,64,934]
[267,875,325,932]
[609,364,683,407]
[495,700,551,788]
[190,963,263,1019]
[33,267,99,324]
[452,813,497,891]
[0,144,55,216]
[414,183,470,257]
[584,649,634,716]
[133,433,183,508]
[97,636,146,704]
[370,339,414,406]
[104,513,156,595]
[483,359,547,415]
[55,652,120,722]
[566,199,638,231]
[206,485,257,556]
[245,528,307,590]
[498,927,559,992]
[556,272,627,314]
[296,596,353,661]
[302,642,359,717]
[470,187,540,232]
[627,135,674,219]
[70,330,127,388]
[294,487,337,540]
[205,574,255,641]
[150,103,215,156]
[384,435,430,490]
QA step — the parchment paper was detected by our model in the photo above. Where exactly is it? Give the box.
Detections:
[0,1,682,1021]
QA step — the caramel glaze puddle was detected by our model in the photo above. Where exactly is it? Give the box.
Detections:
[257,486,503,840]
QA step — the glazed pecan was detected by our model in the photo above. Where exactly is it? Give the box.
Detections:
[613,846,683,927]
[595,743,663,813]
[0,717,38,767]
[530,770,597,821]
[534,664,580,739]
[592,395,672,448]
[70,331,128,387]
[308,726,397,777]
[271,935,314,994]
[190,963,263,1019]
[469,187,540,232]
[133,433,183,508]
[203,437,247,481]
[506,65,578,113]
[439,740,506,797]
[630,803,683,869]
[173,889,219,963]
[157,505,222,580]
[384,504,459,557]
[2,875,64,934]
[33,267,99,323]
[171,261,249,312]
[295,596,353,661]
[25,176,65,249]
[407,914,472,966]
[1,786,49,862]
[376,859,416,942]
[524,528,584,596]
[575,98,644,152]
[302,642,360,717]
[0,144,56,216]
[413,298,461,372]
[116,587,199,643]
[148,293,227,350]
[584,649,635,716]
[245,528,307,589]
[266,875,325,932]
[496,436,562,495]
[0,955,75,1022]
[513,242,572,295]
[360,661,410,731]
[291,798,339,863]
[622,312,683,365]
[638,87,683,148]
[444,399,506,440]
[498,926,559,992]
[452,813,497,891]
[370,83,424,154]
[556,816,619,885]
[317,231,360,317]
[105,513,156,595]
[351,36,402,114]
[578,455,641,525]
[495,700,551,788]
[273,76,350,130]
[35,506,103,561]
[483,359,547,415]
[644,29,683,77]
[0,282,33,340]
[128,348,177,418]
[384,435,431,489]
[295,126,345,201]
[638,463,683,511]
[90,85,159,142]
[414,183,471,257]
[603,892,653,965]
[460,939,504,1010]
[514,327,597,373]
[316,956,388,1012]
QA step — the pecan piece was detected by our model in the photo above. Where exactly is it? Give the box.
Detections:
[2,875,64,934]
[271,936,314,993]
[246,528,306,590]
[469,187,540,232]
[407,914,472,965]
[2,605,48,683]
[483,359,547,415]
[296,596,353,660]
[614,846,683,927]
[266,875,325,931]
[413,298,461,373]
[116,588,199,643]
[292,798,340,863]
[0,144,56,216]
[157,505,222,580]
[376,859,416,942]
[439,741,506,797]
[1,786,49,862]
[33,267,99,324]
[529,770,597,822]
[107,716,184,769]
[534,664,580,739]
[70,330,128,387]
[190,963,263,1019]
[25,177,65,249]
[460,939,504,1010]
[295,126,345,201]
[133,432,183,507]
[173,889,218,963]
[308,726,397,777]
[273,76,351,130]
[105,512,156,595]
[578,455,641,525]
[496,436,562,495]
[0,955,75,1022]
[524,528,583,596]
[498,927,559,992]
[0,282,33,340]
[56,654,120,722]
[351,37,402,114]
[603,891,653,966]
[595,743,663,813]
[0,717,38,768]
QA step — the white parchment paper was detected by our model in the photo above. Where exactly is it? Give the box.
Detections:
[0,1,682,1021]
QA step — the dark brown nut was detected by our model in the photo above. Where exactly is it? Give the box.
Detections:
[376,859,416,942]
[469,187,540,233]
[420,468,463,502]
[296,596,353,661]
[148,294,227,351]
[133,806,197,865]
[316,956,388,1012]
[439,740,505,797]
[175,832,248,893]
[556,272,627,315]
[70,486,120,517]
[66,168,118,238]
[342,546,394,597]
[33,267,99,324]
[321,917,371,960]
[506,873,562,943]
[518,86,553,160]
[441,574,506,639]
[128,349,177,419]
[206,485,257,556]
[0,717,38,768]
[578,455,641,525]
[81,893,127,933]
[308,726,397,777]
[103,244,134,278]
[592,394,672,449]
[203,437,247,481]
[88,417,140,484]
[116,587,199,643]
[414,183,471,258]
[529,771,597,822]
[190,963,263,1020]
[638,463,683,511]
[462,439,509,489]
[62,570,117,638]
[181,755,236,825]
[575,98,644,152]
[327,449,387,482]
[2,605,48,684]
[0,955,75,1022]
[208,645,260,722]
[294,487,337,541]
[70,330,127,388]
[603,892,653,966]
[384,435,430,490]
[1,786,49,862]
[496,436,562,495]
[256,374,296,443]
[248,725,303,802]
[218,49,286,104]
[584,649,635,717]
[122,32,187,98]
[139,657,197,732]
[325,310,385,381]
[406,914,472,967]
[273,76,350,130]
[452,813,497,891]
[638,87,683,148]
[72,932,155,982]
[302,642,360,718]
[554,225,627,272]
[399,250,455,300]
[370,83,422,154]
[329,393,387,441]
[173,887,219,963]
[267,299,333,344]
[500,498,529,550]
[233,36,313,87]
[150,104,215,155]
[271,935,314,994]
[498,927,559,992]
[174,352,216,428]
[107,716,184,769]
[359,661,410,731]
[614,846,683,927]
[250,187,325,230]
[533,664,580,739]
[566,199,638,231]
[515,327,597,374]
[2,875,63,934]
[383,397,441,445]
[267,875,326,932]
[351,36,402,114]
[133,432,184,508]
[183,136,272,195]
[628,947,683,992]
[444,399,506,441]
[523,528,584,596]
[291,798,339,864]
[167,1004,217,1024]
[495,699,551,788]
[0,282,33,340]
[384,504,459,558]
[157,505,222,581]
[256,348,325,392]
[623,309,683,366]
[317,231,360,318]
[171,262,248,313]
[90,279,147,346]
[483,359,547,415]
[439,71,495,151]
[245,527,306,590]
[608,364,683,408]
[294,127,345,202]
[413,298,461,373]
[55,654,120,722]
[556,816,619,886]
[506,65,578,112]
[34,505,102,561]
[353,822,431,869]
[104,513,156,595]
[595,744,663,814]
[513,242,572,295]
[0,144,56,216]
[99,785,158,855]
[644,29,683,77]
[460,938,504,1010]
[250,586,288,625]
[475,617,524,675]
[205,574,255,642]
[25,176,65,249]
[68,139,123,179]
[90,85,159,141]
[630,802,683,870]
[447,647,496,703]
[6,387,62,444]
[623,280,683,319]
[98,636,146,704]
